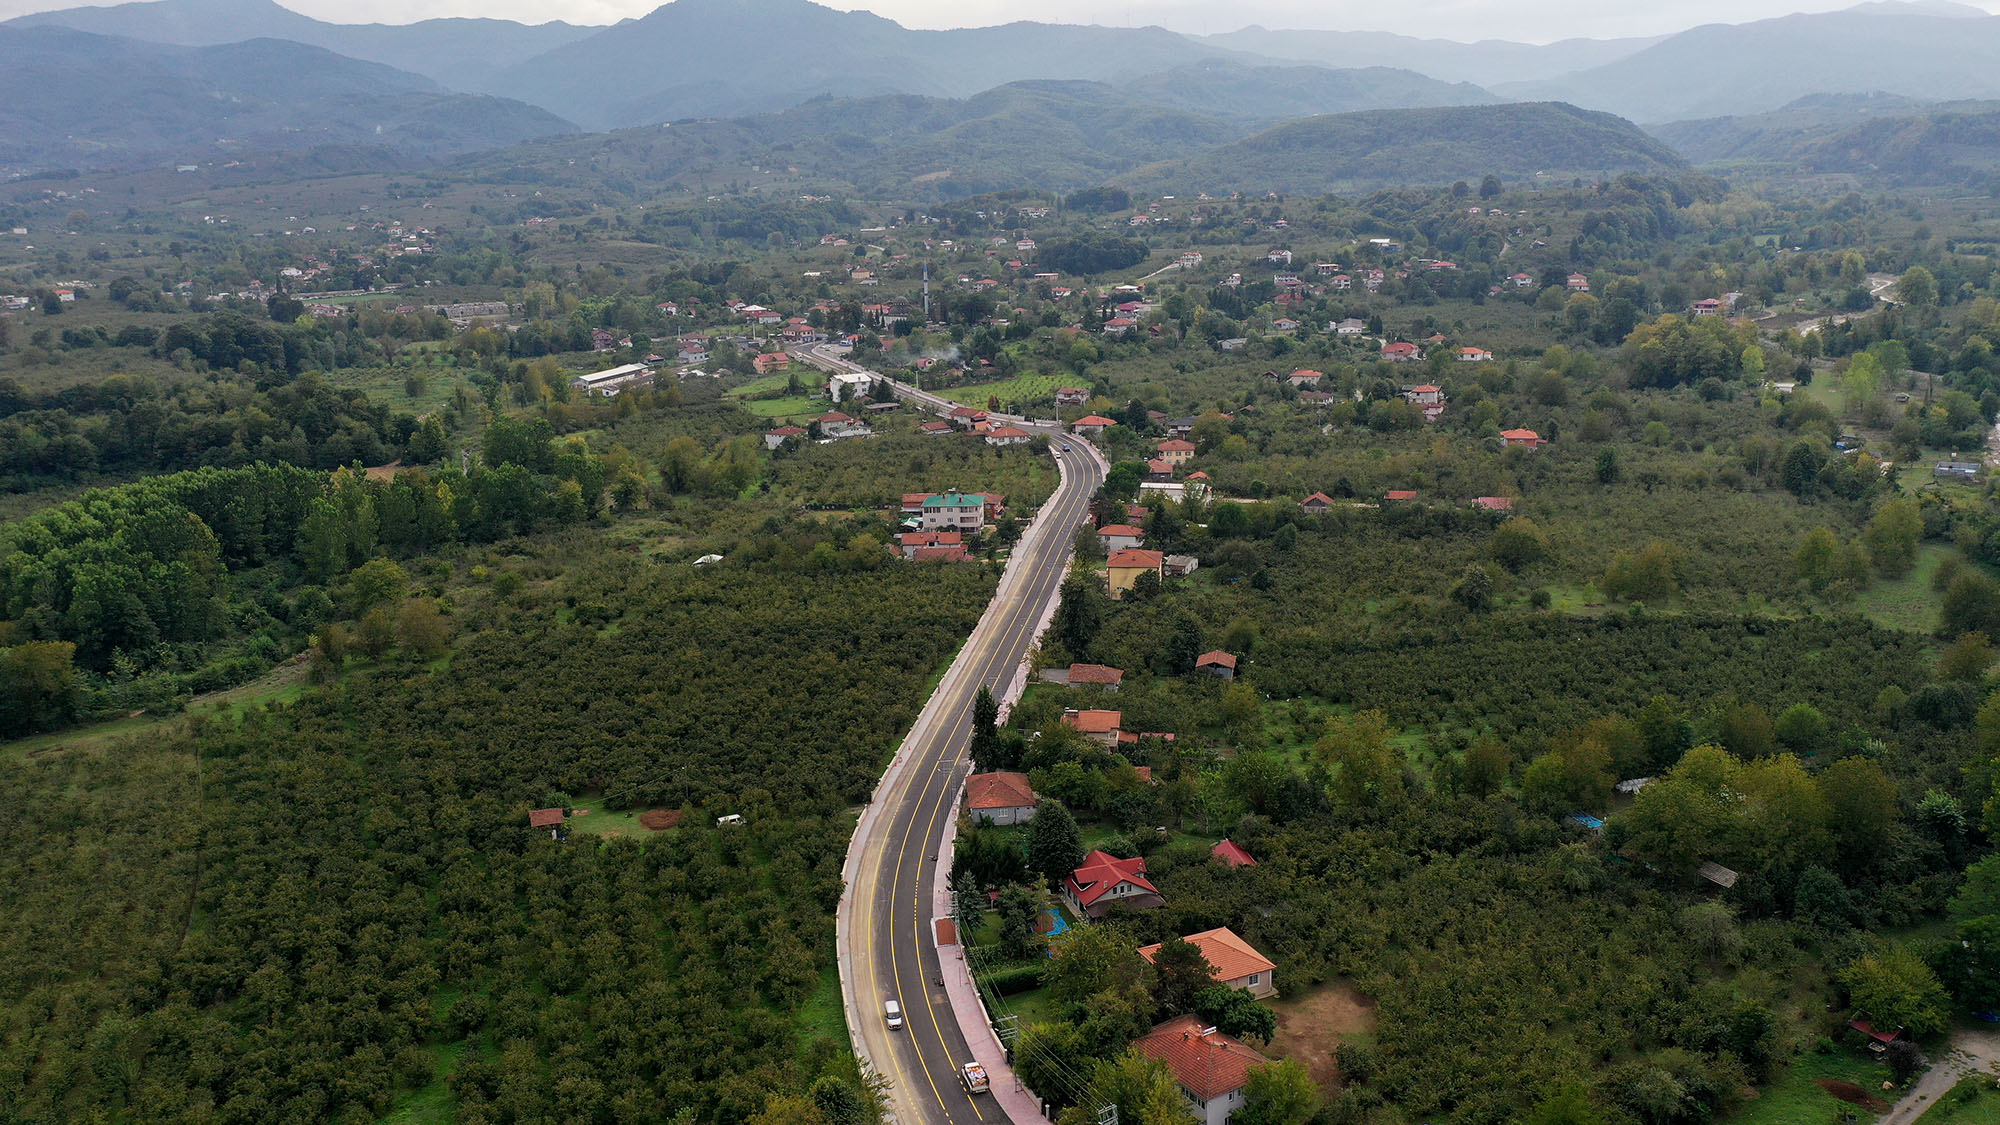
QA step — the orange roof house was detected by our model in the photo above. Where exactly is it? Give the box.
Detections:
[1137,927,1277,997]
[965,771,1038,826]
[1132,1015,1270,1115]
[1210,839,1257,868]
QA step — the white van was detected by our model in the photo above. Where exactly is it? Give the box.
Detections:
[884,1000,903,1030]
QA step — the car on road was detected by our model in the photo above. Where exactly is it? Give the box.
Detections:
[884,1000,903,1030]
[961,1062,990,1094]
[1062,443,1072,452]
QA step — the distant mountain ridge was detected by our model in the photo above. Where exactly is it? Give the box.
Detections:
[1650,94,2000,183]
[7,0,598,94]
[1116,102,1689,195]
[1495,5,2000,122]
[0,25,578,173]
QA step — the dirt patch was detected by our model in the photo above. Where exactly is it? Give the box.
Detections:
[1818,1078,1892,1112]
[363,460,403,481]
[640,809,683,831]
[1268,982,1378,1088]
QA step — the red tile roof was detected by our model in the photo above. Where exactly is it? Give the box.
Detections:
[899,530,963,547]
[1501,428,1542,442]
[528,808,566,828]
[988,425,1032,438]
[1067,663,1125,685]
[1196,650,1237,670]
[1074,414,1118,426]
[1158,439,1196,452]
[1097,524,1145,538]
[1137,927,1275,986]
[1065,709,1123,734]
[1067,850,1156,908]
[1384,489,1418,501]
[912,545,972,562]
[1132,1015,1270,1100]
[1472,496,1515,511]
[767,425,806,437]
[1107,548,1165,569]
[1211,839,1257,867]
[966,771,1037,811]
[1302,491,1334,507]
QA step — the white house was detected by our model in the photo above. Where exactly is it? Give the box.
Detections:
[965,771,1038,826]
[572,363,655,397]
[1132,1016,1270,1125]
[920,493,986,531]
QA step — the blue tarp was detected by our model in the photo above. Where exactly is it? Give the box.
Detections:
[1568,813,1605,830]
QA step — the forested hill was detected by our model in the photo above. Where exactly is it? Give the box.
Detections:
[1116,101,1688,195]
[1652,95,2000,184]
[450,82,1250,199]
[0,26,579,173]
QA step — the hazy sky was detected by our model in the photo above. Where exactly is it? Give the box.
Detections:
[1,0,1996,41]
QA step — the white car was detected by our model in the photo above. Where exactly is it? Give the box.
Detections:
[884,1000,903,1030]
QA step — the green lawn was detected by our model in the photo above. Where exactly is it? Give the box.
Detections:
[989,984,1063,1035]
[1921,1075,2000,1125]
[1730,1048,1890,1125]
[741,396,821,419]
[378,1040,467,1124]
[938,374,1064,408]
[1851,543,1952,634]
[796,962,852,1054]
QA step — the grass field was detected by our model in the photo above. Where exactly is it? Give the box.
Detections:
[1852,543,1953,634]
[796,962,852,1054]
[741,396,821,419]
[1,656,308,764]
[1731,1048,1890,1125]
[939,375,1064,409]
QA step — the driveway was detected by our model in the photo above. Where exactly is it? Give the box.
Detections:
[1879,1028,2000,1125]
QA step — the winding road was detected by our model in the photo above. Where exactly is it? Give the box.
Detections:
[798,345,1104,1124]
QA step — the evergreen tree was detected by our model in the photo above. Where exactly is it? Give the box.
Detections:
[1026,800,1085,886]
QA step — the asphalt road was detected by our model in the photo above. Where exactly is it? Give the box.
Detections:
[817,348,1102,1124]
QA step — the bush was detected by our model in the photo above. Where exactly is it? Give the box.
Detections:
[984,964,1045,996]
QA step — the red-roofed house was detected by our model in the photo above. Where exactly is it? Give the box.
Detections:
[1131,1015,1270,1125]
[1384,489,1418,503]
[1381,341,1421,362]
[1106,548,1165,599]
[1137,927,1277,998]
[901,492,930,517]
[1211,840,1257,869]
[1063,850,1164,920]
[1472,496,1516,513]
[985,425,1033,447]
[764,425,806,450]
[1147,459,1175,482]
[1066,663,1125,690]
[1500,428,1546,448]
[1567,273,1591,292]
[1285,368,1324,387]
[1195,650,1237,680]
[1062,708,1123,744]
[912,545,973,563]
[752,352,791,374]
[899,530,964,558]
[1459,346,1494,362]
[1056,387,1090,406]
[965,771,1038,826]
[919,420,953,436]
[1072,415,1118,435]
[1300,491,1335,515]
[1097,524,1146,551]
[528,808,566,837]
[1157,438,1196,466]
[948,406,989,431]
[1403,384,1443,404]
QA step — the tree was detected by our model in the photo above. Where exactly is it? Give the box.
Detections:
[1479,174,1503,198]
[1714,702,1774,759]
[1463,738,1511,799]
[0,641,78,737]
[1149,937,1217,1016]
[1313,711,1404,808]
[1235,1058,1321,1125]
[1821,757,1898,869]
[1943,571,2000,638]
[996,883,1043,961]
[1051,577,1105,658]
[1795,527,1839,592]
[1772,703,1827,753]
[971,686,1001,770]
[1026,800,1085,886]
[1043,921,1145,1007]
[396,598,452,658]
[1492,518,1550,570]
[1864,498,1923,577]
[1840,944,1950,1038]
[1064,1053,1196,1125]
[1896,266,1938,307]
[1452,562,1494,612]
[1521,1086,1607,1125]
[1195,984,1278,1044]
[1936,633,1995,683]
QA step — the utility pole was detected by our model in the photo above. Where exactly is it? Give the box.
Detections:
[923,261,931,323]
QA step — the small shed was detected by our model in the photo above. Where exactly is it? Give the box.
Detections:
[528,808,567,838]
[1696,861,1739,890]
[1195,651,1238,680]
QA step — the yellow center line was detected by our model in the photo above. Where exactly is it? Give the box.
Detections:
[860,440,1100,1125]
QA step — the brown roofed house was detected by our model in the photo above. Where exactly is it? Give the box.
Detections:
[1137,926,1277,998]
[1067,663,1125,690]
[1195,650,1237,680]
[1132,1015,1270,1125]
[965,771,1038,826]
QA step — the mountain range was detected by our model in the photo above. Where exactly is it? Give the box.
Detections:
[1651,93,2000,182]
[13,0,2000,184]
[0,25,578,171]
